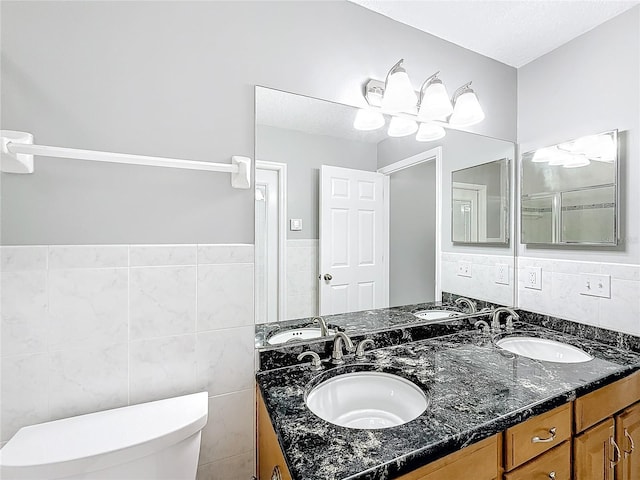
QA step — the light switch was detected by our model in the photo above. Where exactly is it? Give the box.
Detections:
[457,261,472,278]
[290,218,303,231]
[580,274,611,298]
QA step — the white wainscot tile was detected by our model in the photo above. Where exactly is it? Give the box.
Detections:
[48,268,128,350]
[1,271,48,356]
[48,245,128,269]
[196,452,254,480]
[1,354,49,442]
[129,334,197,404]
[130,245,197,267]
[552,260,600,275]
[603,263,640,282]
[598,279,640,335]
[197,264,254,331]
[0,246,47,271]
[49,344,128,421]
[550,272,600,326]
[130,266,197,340]
[199,390,254,465]
[196,327,254,397]
[198,245,254,265]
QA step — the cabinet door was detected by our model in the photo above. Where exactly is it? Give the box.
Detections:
[258,391,293,480]
[617,402,640,480]
[574,418,615,480]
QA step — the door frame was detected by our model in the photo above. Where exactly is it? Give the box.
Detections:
[377,147,442,301]
[255,160,287,321]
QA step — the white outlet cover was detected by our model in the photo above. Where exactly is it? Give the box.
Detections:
[495,264,509,285]
[524,266,542,290]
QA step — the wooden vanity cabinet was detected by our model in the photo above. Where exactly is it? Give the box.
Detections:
[258,392,292,480]
[615,402,640,480]
[574,418,616,480]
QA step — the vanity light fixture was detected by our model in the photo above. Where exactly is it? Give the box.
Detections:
[531,146,557,163]
[417,72,453,122]
[449,82,485,127]
[562,153,591,169]
[530,131,617,168]
[353,108,385,131]
[388,116,418,137]
[416,122,446,142]
[381,59,418,113]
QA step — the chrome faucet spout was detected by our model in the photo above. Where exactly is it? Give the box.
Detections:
[311,316,329,337]
[455,297,477,313]
[331,332,355,365]
[491,307,519,333]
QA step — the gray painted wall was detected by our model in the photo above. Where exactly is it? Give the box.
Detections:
[0,1,517,245]
[517,6,639,264]
[389,160,436,306]
[255,125,377,240]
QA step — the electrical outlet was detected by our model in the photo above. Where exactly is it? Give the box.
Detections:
[495,264,509,285]
[580,274,611,298]
[524,266,542,290]
[457,261,472,278]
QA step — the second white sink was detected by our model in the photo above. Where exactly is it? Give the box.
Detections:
[305,372,427,429]
[496,336,593,363]
[413,310,462,321]
[267,328,335,345]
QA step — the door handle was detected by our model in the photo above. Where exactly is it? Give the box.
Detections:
[323,274,333,281]
[532,427,556,443]
[624,428,635,455]
[610,436,622,468]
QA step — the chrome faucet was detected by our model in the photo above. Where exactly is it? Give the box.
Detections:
[354,339,375,360]
[455,297,477,314]
[311,316,329,337]
[491,307,520,333]
[297,351,322,371]
[331,332,355,365]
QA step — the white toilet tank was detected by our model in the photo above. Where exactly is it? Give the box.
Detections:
[0,392,208,480]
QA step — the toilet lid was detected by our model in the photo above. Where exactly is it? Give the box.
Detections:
[0,392,208,479]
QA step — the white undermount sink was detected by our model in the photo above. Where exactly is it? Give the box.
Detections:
[267,328,335,345]
[413,310,462,321]
[495,336,593,363]
[305,372,427,429]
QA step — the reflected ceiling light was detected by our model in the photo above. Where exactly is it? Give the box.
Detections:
[388,116,418,137]
[381,59,418,113]
[584,134,615,162]
[353,108,385,131]
[531,147,557,163]
[563,153,591,169]
[548,149,573,166]
[417,72,453,122]
[416,122,446,142]
[449,82,485,127]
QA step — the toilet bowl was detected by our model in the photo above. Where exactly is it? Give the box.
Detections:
[0,391,208,480]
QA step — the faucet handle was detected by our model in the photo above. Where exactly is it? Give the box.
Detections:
[297,351,322,370]
[355,339,375,360]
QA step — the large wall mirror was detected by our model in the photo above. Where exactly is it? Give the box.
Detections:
[255,86,515,325]
[521,130,618,245]
[452,159,510,244]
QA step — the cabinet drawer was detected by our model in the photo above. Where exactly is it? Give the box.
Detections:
[504,441,570,480]
[504,403,572,471]
[575,370,640,433]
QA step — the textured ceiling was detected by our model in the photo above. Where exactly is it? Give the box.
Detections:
[349,0,640,67]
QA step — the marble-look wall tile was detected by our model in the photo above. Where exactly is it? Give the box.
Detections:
[199,390,254,465]
[0,246,47,271]
[48,268,128,350]
[1,271,48,357]
[129,245,197,267]
[198,244,254,265]
[130,266,197,340]
[48,245,128,269]
[129,334,198,404]
[0,353,49,442]
[49,344,129,421]
[285,240,318,320]
[196,327,254,397]
[196,452,255,480]
[197,264,254,330]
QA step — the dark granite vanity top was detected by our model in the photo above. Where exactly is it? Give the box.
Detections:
[256,322,640,480]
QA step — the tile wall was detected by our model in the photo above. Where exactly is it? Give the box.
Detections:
[517,257,640,336]
[0,244,256,480]
[286,239,318,320]
[441,252,515,307]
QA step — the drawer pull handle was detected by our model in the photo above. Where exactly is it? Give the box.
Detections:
[271,466,283,480]
[624,428,635,455]
[610,436,622,468]
[548,472,556,479]
[532,427,557,443]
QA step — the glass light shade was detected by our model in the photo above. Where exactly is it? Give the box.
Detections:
[532,147,557,163]
[382,70,418,113]
[449,91,485,127]
[417,82,453,121]
[548,149,573,166]
[388,116,418,137]
[563,153,591,168]
[353,109,385,131]
[416,122,446,142]
[586,134,615,162]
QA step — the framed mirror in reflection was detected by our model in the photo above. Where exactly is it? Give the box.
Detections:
[521,130,618,246]
[254,86,516,332]
[451,159,510,244]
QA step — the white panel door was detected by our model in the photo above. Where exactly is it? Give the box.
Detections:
[319,165,385,315]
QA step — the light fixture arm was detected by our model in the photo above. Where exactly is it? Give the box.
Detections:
[418,71,441,102]
[452,81,473,103]
[385,58,406,83]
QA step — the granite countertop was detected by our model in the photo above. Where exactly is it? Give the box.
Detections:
[256,322,640,480]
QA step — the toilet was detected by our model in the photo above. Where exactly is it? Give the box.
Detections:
[0,392,208,480]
